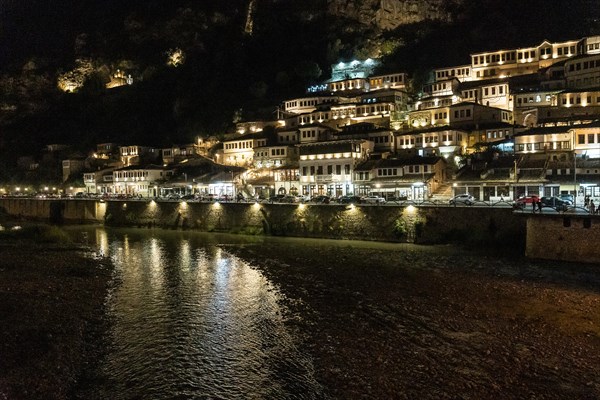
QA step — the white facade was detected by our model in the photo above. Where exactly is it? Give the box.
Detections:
[298,140,373,197]
[396,128,467,158]
[113,166,174,196]
[222,134,268,166]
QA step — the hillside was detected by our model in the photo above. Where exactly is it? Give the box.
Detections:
[0,0,598,182]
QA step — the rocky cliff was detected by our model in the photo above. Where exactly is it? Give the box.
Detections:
[327,0,457,30]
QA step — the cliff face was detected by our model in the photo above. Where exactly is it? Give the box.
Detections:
[327,0,457,30]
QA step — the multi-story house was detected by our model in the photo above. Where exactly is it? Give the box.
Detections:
[298,123,336,144]
[297,139,374,198]
[282,96,341,115]
[333,122,395,155]
[458,78,511,110]
[276,128,300,145]
[161,144,198,165]
[353,156,446,200]
[434,65,473,82]
[222,132,268,167]
[395,126,468,158]
[119,145,160,167]
[564,54,600,89]
[407,102,512,132]
[112,165,174,197]
[368,72,407,90]
[513,125,574,155]
[253,145,298,169]
[83,168,115,194]
[94,143,120,159]
[273,165,300,197]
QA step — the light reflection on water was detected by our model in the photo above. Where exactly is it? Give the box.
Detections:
[84,227,323,399]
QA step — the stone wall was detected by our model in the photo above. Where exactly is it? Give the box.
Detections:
[0,199,105,224]
[0,199,524,249]
[526,215,600,263]
[0,198,534,254]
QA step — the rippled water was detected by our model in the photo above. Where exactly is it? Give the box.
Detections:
[79,227,323,399]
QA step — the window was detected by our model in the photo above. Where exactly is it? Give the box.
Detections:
[578,134,585,144]
[589,134,595,144]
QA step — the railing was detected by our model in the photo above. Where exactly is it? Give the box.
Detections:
[2,195,598,214]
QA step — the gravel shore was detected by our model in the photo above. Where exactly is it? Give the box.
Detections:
[0,237,113,400]
[225,242,600,399]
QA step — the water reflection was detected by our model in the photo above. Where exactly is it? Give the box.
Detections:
[83,227,322,399]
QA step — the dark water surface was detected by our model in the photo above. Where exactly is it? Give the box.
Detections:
[71,227,327,399]
[67,227,600,399]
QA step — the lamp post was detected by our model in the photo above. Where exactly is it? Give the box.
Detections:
[573,152,577,208]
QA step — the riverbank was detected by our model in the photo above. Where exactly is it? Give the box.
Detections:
[0,226,113,400]
[225,242,600,399]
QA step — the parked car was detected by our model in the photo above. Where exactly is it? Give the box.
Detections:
[449,194,475,206]
[338,195,362,204]
[311,195,331,204]
[361,195,386,204]
[513,195,539,209]
[180,194,197,201]
[200,194,217,202]
[559,194,574,205]
[540,196,569,211]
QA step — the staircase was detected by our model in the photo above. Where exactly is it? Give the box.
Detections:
[430,183,453,201]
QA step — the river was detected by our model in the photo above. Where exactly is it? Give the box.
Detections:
[68,226,600,399]
[72,227,324,399]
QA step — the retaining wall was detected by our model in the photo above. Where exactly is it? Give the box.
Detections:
[0,199,525,249]
[526,215,600,263]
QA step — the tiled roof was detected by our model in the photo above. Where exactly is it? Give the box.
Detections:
[298,140,362,155]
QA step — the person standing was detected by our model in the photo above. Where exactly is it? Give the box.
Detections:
[590,200,596,215]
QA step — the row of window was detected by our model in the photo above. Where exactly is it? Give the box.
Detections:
[483,85,505,96]
[225,141,254,150]
[301,130,324,139]
[434,112,448,120]
[115,171,154,178]
[454,108,472,118]
[436,68,470,79]
[587,43,600,51]
[474,52,517,65]
[487,130,511,139]
[475,68,497,78]
[329,79,364,91]
[278,134,297,143]
[561,95,600,105]
[568,58,600,72]
[567,76,600,88]
[298,113,329,124]
[515,141,571,151]
[517,94,552,104]
[398,133,462,145]
[301,164,351,176]
[577,133,600,145]
[429,82,448,92]
[356,104,391,114]
[370,74,404,85]
[557,46,576,56]
[372,136,391,144]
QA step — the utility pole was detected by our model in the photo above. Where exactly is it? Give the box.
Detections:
[573,152,577,208]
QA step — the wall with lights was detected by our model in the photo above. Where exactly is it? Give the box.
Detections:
[0,199,525,250]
